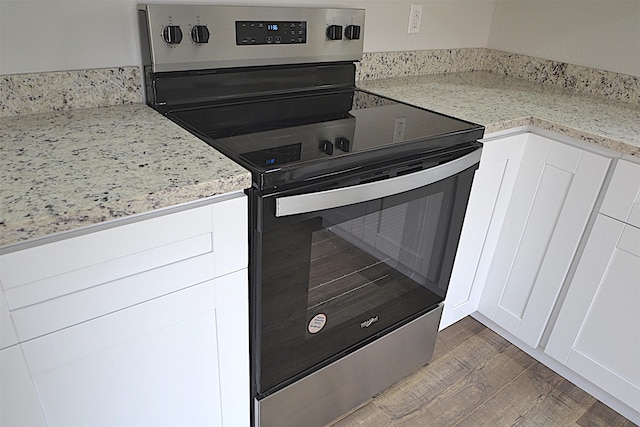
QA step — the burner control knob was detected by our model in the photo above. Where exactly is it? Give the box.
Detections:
[335,137,351,152]
[191,25,210,44]
[320,140,334,155]
[345,25,361,40]
[326,25,343,41]
[162,25,183,45]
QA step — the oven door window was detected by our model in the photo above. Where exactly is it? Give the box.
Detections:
[255,169,474,396]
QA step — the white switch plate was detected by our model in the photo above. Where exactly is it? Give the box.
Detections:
[408,4,422,34]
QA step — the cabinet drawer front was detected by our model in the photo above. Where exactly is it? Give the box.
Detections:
[0,204,214,290]
[11,253,215,341]
[4,233,212,310]
[601,159,640,227]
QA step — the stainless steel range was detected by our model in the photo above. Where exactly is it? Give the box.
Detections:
[138,5,483,426]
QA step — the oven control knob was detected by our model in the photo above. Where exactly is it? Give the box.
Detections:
[335,137,351,152]
[326,24,343,41]
[162,25,183,45]
[320,140,334,155]
[345,25,361,40]
[191,25,210,44]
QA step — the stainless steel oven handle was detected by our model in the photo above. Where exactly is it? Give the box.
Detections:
[275,147,481,217]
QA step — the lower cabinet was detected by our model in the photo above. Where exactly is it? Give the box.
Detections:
[545,215,640,412]
[447,131,639,420]
[21,270,248,427]
[545,158,640,413]
[442,133,527,328]
[0,193,249,426]
[475,133,610,347]
[0,345,47,426]
[445,131,611,338]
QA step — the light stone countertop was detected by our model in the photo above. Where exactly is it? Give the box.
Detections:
[0,103,251,249]
[358,71,640,156]
[2,70,638,249]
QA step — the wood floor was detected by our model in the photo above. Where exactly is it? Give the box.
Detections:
[328,316,637,427]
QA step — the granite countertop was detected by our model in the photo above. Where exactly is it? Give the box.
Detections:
[2,70,638,250]
[358,71,640,156]
[0,103,252,249]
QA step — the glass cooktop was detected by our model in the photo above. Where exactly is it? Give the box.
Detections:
[168,89,483,190]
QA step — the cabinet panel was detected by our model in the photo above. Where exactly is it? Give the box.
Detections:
[495,163,572,332]
[0,289,18,349]
[215,269,250,427]
[478,135,610,347]
[11,252,215,342]
[442,133,527,328]
[600,159,640,227]
[0,205,214,290]
[4,233,212,310]
[546,215,640,411]
[477,135,551,321]
[517,150,611,347]
[22,276,227,427]
[0,345,47,426]
[212,195,248,277]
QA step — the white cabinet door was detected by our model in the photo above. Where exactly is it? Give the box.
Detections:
[442,133,527,329]
[600,158,640,227]
[0,345,47,427]
[545,215,640,412]
[21,270,247,427]
[215,268,250,427]
[0,289,18,349]
[477,134,610,347]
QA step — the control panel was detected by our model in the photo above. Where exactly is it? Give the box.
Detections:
[236,21,307,45]
[139,5,365,72]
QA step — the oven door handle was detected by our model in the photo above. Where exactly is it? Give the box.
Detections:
[275,147,482,217]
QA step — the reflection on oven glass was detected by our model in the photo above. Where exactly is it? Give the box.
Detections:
[305,194,446,338]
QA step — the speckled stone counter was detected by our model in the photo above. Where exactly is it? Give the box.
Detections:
[358,71,640,156]
[0,103,251,248]
[3,69,638,249]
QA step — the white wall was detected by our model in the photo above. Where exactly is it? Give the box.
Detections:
[487,0,640,76]
[0,0,637,76]
[0,0,493,75]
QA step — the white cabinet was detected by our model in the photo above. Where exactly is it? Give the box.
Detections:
[442,133,527,328]
[0,345,47,426]
[476,133,610,347]
[0,289,18,349]
[0,193,249,427]
[545,159,640,413]
[22,270,247,427]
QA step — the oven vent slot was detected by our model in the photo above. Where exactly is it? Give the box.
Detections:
[395,163,424,177]
[358,171,390,185]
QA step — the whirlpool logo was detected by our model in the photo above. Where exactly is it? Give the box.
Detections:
[360,315,379,329]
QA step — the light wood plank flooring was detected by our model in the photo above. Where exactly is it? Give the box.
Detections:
[329,317,636,427]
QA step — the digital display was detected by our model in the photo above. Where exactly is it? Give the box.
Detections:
[236,21,307,45]
[241,143,302,168]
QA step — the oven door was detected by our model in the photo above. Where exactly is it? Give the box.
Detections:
[251,147,481,397]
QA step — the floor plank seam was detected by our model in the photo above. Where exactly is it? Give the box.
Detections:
[452,348,539,427]
[372,400,401,427]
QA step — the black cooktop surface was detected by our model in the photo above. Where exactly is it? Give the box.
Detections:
[168,89,483,190]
